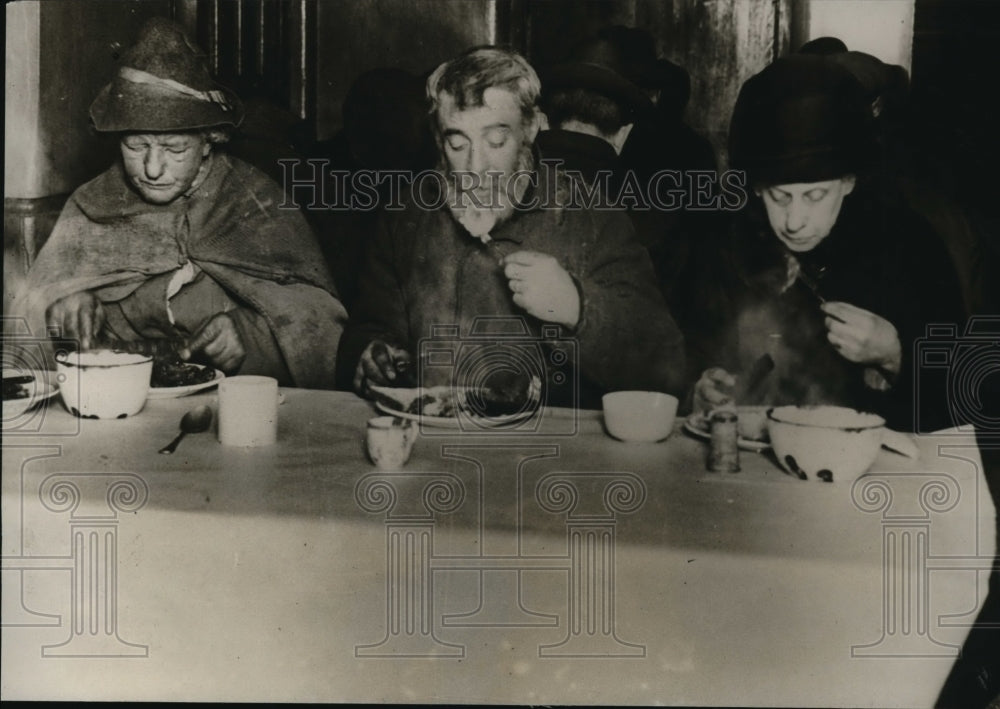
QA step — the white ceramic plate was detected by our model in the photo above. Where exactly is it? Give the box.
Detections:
[2,370,59,422]
[375,400,536,429]
[147,366,225,399]
[683,412,771,452]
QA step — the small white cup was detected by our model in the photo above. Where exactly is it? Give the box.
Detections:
[218,376,279,447]
[366,416,416,469]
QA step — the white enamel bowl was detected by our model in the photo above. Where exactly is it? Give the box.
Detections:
[767,405,886,482]
[56,350,153,419]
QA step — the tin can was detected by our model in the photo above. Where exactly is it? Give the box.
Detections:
[707,410,740,472]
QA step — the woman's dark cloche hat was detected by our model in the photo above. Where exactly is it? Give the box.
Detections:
[728,54,876,186]
[89,17,244,133]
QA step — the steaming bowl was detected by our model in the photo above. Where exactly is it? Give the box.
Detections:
[56,350,153,419]
[767,405,885,482]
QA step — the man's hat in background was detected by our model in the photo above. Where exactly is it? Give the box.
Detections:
[827,51,910,116]
[796,37,910,116]
[90,17,244,132]
[596,25,691,118]
[543,35,654,118]
[798,36,850,56]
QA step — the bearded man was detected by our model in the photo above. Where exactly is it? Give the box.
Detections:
[338,46,685,408]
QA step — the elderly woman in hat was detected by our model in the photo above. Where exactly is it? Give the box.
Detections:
[14,18,347,387]
[687,54,964,432]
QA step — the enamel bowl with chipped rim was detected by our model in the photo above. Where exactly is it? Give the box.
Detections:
[55,350,153,419]
[767,405,885,483]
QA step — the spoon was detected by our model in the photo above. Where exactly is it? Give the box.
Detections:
[159,405,213,454]
[795,264,847,324]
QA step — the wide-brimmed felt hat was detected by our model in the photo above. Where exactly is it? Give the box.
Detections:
[543,36,654,117]
[90,17,244,132]
[796,39,910,122]
[728,54,876,186]
[827,51,909,104]
[798,36,849,56]
[595,25,691,113]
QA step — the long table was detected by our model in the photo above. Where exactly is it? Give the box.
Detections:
[2,388,995,704]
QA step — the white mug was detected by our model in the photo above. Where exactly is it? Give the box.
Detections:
[217,376,279,447]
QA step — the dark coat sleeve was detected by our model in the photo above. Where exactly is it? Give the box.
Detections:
[879,209,967,432]
[334,210,411,389]
[572,209,687,397]
[670,214,745,392]
[227,306,294,384]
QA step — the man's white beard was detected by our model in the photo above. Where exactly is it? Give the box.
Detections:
[444,144,535,243]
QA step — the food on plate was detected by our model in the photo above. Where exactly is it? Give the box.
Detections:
[397,387,461,417]
[371,374,541,419]
[151,353,216,388]
[3,375,34,401]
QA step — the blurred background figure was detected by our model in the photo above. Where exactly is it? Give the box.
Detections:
[538,34,653,191]
[596,25,717,179]
[309,67,436,310]
[595,25,722,319]
[538,25,721,324]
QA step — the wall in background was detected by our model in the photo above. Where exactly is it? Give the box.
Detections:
[5,0,174,200]
[5,2,42,200]
[4,0,171,319]
[312,0,498,141]
[796,0,915,68]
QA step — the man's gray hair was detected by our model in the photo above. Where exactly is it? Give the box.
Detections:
[426,46,541,127]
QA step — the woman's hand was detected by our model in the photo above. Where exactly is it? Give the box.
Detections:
[46,291,105,350]
[693,367,737,415]
[822,301,902,374]
[180,313,246,374]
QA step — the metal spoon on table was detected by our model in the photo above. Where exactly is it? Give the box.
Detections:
[159,405,213,454]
